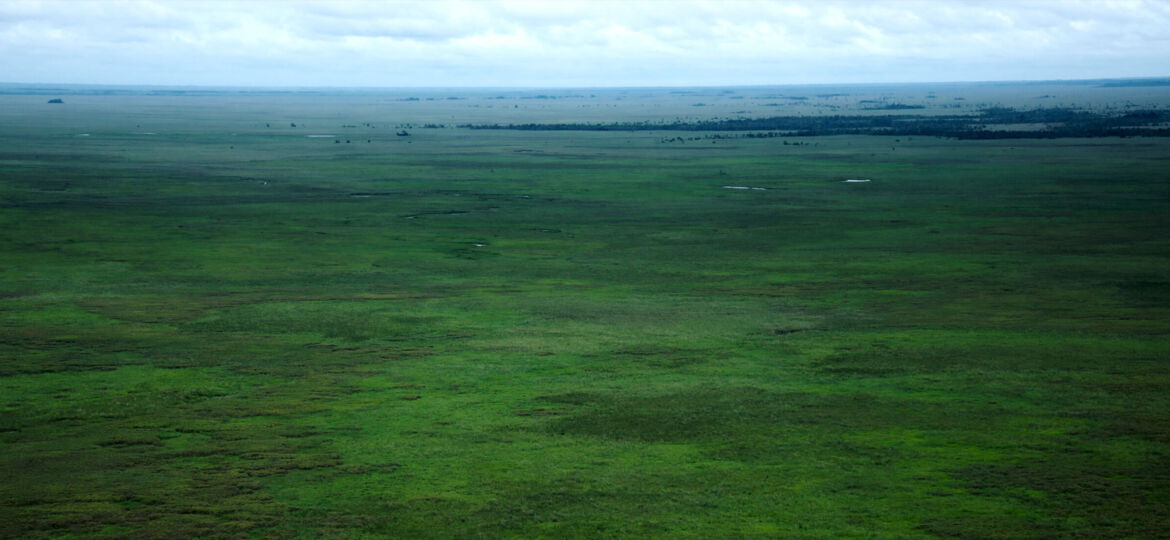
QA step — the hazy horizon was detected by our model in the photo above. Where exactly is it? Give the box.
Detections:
[3,76,1169,92]
[3,0,1169,89]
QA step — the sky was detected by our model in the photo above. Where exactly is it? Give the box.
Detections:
[1,0,1168,88]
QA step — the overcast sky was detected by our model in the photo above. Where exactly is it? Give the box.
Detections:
[1,0,1168,87]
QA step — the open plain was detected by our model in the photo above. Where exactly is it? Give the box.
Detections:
[1,81,1169,537]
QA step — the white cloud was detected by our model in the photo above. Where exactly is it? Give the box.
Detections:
[0,0,1167,86]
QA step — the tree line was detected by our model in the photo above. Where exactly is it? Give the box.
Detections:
[461,107,1170,139]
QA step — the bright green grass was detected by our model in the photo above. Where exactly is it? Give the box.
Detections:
[1,88,1168,538]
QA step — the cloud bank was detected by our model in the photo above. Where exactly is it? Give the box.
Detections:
[2,0,1168,87]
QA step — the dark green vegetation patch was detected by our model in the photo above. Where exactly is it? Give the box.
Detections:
[466,106,1170,139]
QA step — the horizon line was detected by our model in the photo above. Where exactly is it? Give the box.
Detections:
[2,75,1169,92]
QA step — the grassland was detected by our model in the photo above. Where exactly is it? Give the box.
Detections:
[1,81,1169,537]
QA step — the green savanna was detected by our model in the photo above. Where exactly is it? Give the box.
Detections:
[2,82,1168,537]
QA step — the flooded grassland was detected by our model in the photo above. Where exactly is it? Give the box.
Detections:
[1,81,1169,537]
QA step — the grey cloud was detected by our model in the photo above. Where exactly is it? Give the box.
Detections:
[1,0,1167,87]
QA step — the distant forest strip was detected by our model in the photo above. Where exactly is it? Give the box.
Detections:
[462,107,1170,139]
